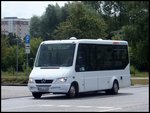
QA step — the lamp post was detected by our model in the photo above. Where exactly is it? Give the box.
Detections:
[16,37,18,73]
[26,51,28,81]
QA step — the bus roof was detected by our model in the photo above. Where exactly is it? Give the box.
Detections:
[41,38,128,45]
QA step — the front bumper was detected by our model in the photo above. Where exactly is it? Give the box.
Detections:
[28,83,70,93]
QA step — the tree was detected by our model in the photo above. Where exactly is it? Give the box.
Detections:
[30,16,41,38]
[121,1,149,70]
[1,35,9,71]
[52,2,107,39]
[29,3,70,40]
[39,4,66,40]
[28,37,43,68]
[82,1,102,13]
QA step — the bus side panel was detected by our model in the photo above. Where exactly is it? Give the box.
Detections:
[98,65,130,91]
[98,71,111,90]
[118,65,131,88]
[75,71,98,92]
[83,71,98,92]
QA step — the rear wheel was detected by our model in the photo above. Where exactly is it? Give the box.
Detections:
[111,81,119,94]
[32,92,42,99]
[105,81,119,95]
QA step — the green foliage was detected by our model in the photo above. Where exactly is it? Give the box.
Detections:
[1,34,43,72]
[3,46,16,71]
[29,37,43,67]
[120,1,149,70]
[130,65,139,74]
[52,2,107,39]
[7,66,15,74]
[2,71,27,84]
[82,1,102,13]
[30,4,69,40]
[1,35,9,70]
[30,16,41,38]
[131,79,149,85]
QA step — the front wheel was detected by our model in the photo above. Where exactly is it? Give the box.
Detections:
[32,92,42,99]
[66,85,76,98]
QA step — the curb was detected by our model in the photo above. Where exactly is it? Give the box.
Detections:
[130,84,149,88]
[2,84,28,86]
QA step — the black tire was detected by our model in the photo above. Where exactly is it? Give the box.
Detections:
[32,92,42,99]
[66,85,77,98]
[105,81,119,95]
[111,81,119,94]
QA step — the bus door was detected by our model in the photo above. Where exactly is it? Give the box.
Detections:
[75,44,98,92]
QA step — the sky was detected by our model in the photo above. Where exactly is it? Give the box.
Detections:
[1,1,69,19]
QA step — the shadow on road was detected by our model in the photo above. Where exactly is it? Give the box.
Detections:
[33,91,133,100]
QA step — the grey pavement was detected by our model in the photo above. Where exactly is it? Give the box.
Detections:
[1,86,32,99]
[2,85,149,112]
[1,84,149,100]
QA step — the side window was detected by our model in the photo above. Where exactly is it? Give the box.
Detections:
[96,45,103,70]
[96,45,114,70]
[75,44,86,72]
[75,44,129,71]
[113,45,129,69]
[103,45,113,70]
[75,44,96,72]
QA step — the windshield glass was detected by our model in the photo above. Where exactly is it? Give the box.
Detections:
[35,43,75,67]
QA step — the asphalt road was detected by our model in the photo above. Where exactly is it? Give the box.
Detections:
[1,86,31,99]
[1,85,149,112]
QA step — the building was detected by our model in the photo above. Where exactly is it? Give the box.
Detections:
[1,17,30,40]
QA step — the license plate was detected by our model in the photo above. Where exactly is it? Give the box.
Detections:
[38,86,49,92]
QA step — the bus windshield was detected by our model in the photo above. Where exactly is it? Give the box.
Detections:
[35,43,76,67]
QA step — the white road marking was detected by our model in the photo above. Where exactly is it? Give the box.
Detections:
[97,106,113,109]
[40,105,54,107]
[57,105,71,107]
[76,106,93,108]
[3,104,122,112]
[99,107,122,112]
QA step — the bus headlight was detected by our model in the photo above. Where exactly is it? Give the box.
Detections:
[28,78,34,84]
[55,77,68,83]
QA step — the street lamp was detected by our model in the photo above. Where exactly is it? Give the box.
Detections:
[16,36,18,73]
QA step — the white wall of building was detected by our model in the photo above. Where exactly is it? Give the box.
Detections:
[1,17,30,40]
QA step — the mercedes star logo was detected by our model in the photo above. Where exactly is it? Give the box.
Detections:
[41,79,46,83]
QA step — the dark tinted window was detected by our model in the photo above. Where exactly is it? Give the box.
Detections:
[75,43,129,72]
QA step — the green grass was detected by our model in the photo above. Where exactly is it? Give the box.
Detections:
[131,79,149,85]
[131,72,149,77]
[1,71,28,85]
[131,71,149,85]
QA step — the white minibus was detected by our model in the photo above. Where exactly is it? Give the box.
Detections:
[28,37,130,98]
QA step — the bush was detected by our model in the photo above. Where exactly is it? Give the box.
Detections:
[1,71,28,85]
[7,66,15,74]
[130,65,139,74]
